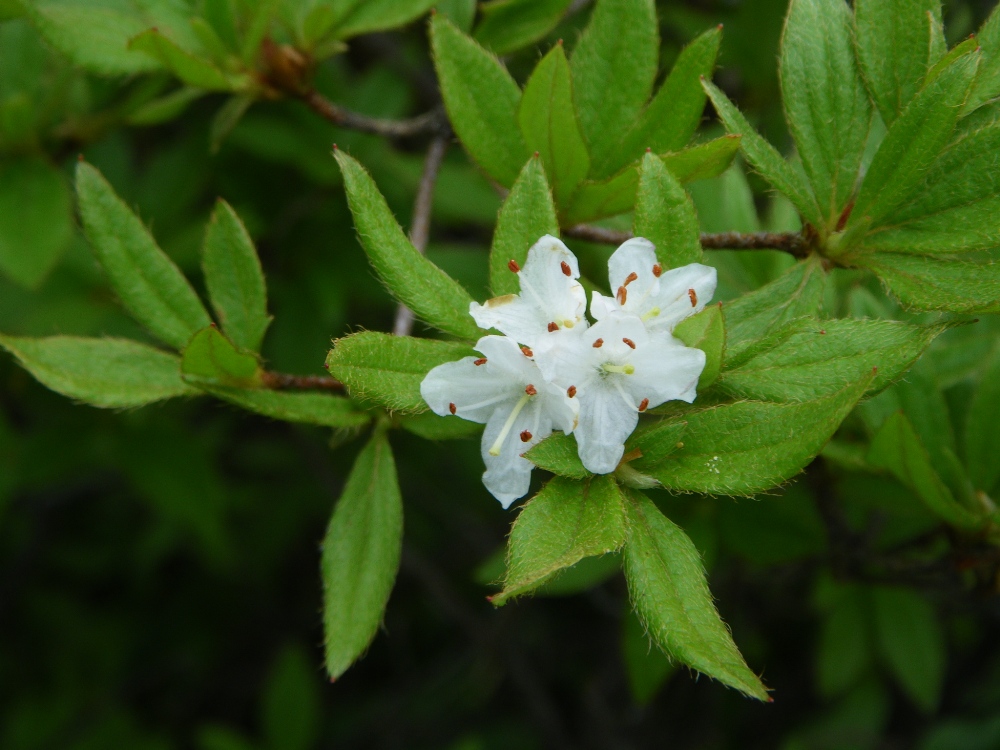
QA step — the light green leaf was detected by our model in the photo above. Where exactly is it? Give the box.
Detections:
[326,332,476,413]
[492,475,625,606]
[518,44,590,207]
[857,253,1000,314]
[964,349,1000,494]
[623,489,768,700]
[0,334,195,408]
[181,326,261,388]
[780,0,871,224]
[129,28,233,90]
[633,151,702,268]
[524,432,589,479]
[206,387,371,429]
[202,200,271,353]
[76,162,212,350]
[0,155,72,289]
[489,156,559,295]
[703,79,824,229]
[855,0,944,126]
[323,429,403,679]
[632,375,872,495]
[473,0,573,56]
[335,150,480,340]
[431,14,528,186]
[330,0,437,38]
[399,410,480,440]
[571,0,659,176]
[720,318,943,402]
[673,304,724,389]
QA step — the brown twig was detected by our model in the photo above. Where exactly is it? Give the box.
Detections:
[301,90,446,138]
[562,224,810,257]
[393,134,451,336]
[260,371,344,392]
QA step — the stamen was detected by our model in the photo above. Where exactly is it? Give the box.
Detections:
[567,385,577,398]
[652,264,662,277]
[449,403,456,415]
[560,261,572,276]
[508,259,520,273]
[616,285,628,305]
[623,271,638,286]
[520,430,533,442]
[488,393,531,456]
[547,321,558,332]
[602,363,635,375]
[474,358,487,366]
[525,384,537,396]
[593,338,604,348]
[688,288,697,306]
[521,345,533,357]
[622,337,635,349]
[638,398,649,412]
[641,307,661,321]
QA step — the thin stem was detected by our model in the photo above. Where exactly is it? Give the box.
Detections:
[562,223,810,257]
[393,134,451,336]
[300,90,446,138]
[260,371,344,392]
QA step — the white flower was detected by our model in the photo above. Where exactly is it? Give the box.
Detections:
[470,235,587,347]
[420,335,578,508]
[534,313,705,475]
[590,237,717,334]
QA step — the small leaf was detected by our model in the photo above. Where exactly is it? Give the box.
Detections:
[325,332,476,413]
[524,432,589,479]
[323,429,403,679]
[181,326,261,388]
[202,200,271,353]
[129,28,233,90]
[674,304,724,389]
[206,387,371,429]
[623,489,768,700]
[335,150,480,340]
[489,156,560,295]
[963,348,1000,494]
[330,0,437,38]
[76,162,212,351]
[633,151,702,268]
[473,0,573,56]
[0,334,195,408]
[431,14,528,186]
[857,253,1000,314]
[518,44,590,207]
[492,475,625,606]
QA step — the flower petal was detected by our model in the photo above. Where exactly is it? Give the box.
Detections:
[481,399,554,508]
[608,237,659,297]
[575,384,639,474]
[420,356,520,423]
[625,333,706,406]
[645,263,718,333]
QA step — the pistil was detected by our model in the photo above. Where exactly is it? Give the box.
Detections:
[488,392,533,456]
[602,363,635,375]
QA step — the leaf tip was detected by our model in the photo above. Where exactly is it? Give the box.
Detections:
[557,38,563,46]
[533,151,540,158]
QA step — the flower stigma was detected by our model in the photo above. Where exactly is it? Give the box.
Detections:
[488,391,533,456]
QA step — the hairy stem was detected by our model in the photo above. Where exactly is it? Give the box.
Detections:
[562,224,810,257]
[301,90,446,138]
[260,371,344,392]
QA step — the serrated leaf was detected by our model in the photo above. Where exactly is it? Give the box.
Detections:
[703,79,824,229]
[855,0,944,126]
[780,0,871,224]
[326,332,476,413]
[181,326,261,388]
[331,0,437,38]
[473,0,573,56]
[335,150,480,340]
[492,475,625,605]
[964,349,1000,494]
[634,151,702,268]
[399,410,481,440]
[129,28,233,90]
[0,334,195,408]
[76,162,212,351]
[622,489,768,700]
[431,14,528,186]
[322,429,403,679]
[524,432,589,479]
[571,0,659,176]
[489,156,559,295]
[0,155,72,289]
[858,253,1000,314]
[203,200,271,353]
[720,318,943,402]
[673,304,724,389]
[631,375,872,495]
[518,44,590,207]
[205,387,371,429]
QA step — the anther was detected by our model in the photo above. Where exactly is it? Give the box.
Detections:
[520,430,533,442]
[449,402,456,415]
[567,385,577,398]
[548,321,559,332]
[638,398,649,412]
[616,285,628,305]
[624,272,638,286]
[525,384,537,396]
[474,358,487,366]
[688,288,697,306]
[521,345,533,357]
[623,337,635,349]
[508,259,520,273]
[560,261,572,276]
[593,338,604,348]
[652,263,662,277]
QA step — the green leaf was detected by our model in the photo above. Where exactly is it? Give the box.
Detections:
[489,156,559,295]
[330,0,437,38]
[723,256,827,360]
[855,0,944,126]
[871,587,945,712]
[719,318,943,402]
[850,49,979,230]
[857,253,1000,314]
[563,135,741,224]
[322,429,403,679]
[816,586,872,698]
[181,326,261,388]
[206,387,371,429]
[963,349,1000,494]
[492,475,625,606]
[633,151,702,268]
[210,93,254,153]
[524,432,589,479]
[129,28,233,90]
[473,0,573,56]
[621,606,674,705]
[0,155,72,289]
[779,0,871,224]
[326,332,476,413]
[431,14,528,186]
[673,304,724,389]
[262,645,321,750]
[436,0,477,32]
[335,150,480,339]
[703,79,824,229]
[0,334,195,408]
[622,489,767,700]
[968,4,1000,112]
[518,44,590,207]
[867,411,984,529]
[126,86,207,126]
[202,200,271,353]
[571,0,659,176]
[398,410,480,440]
[632,375,872,495]
[76,162,212,351]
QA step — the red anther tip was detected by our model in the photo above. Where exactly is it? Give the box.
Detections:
[525,384,537,396]
[652,264,662,277]
[449,402,456,414]
[521,346,533,357]
[508,259,520,273]
[624,271,638,286]
[533,151,540,158]
[474,358,487,366]
[561,260,572,276]
[520,430,533,442]
[638,398,649,412]
[688,288,697,306]
[819,330,826,335]
[645,147,652,153]
[547,321,558,332]
[623,337,635,349]
[567,385,577,398]
[593,338,603,348]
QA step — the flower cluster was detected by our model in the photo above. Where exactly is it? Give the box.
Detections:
[421,235,717,507]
